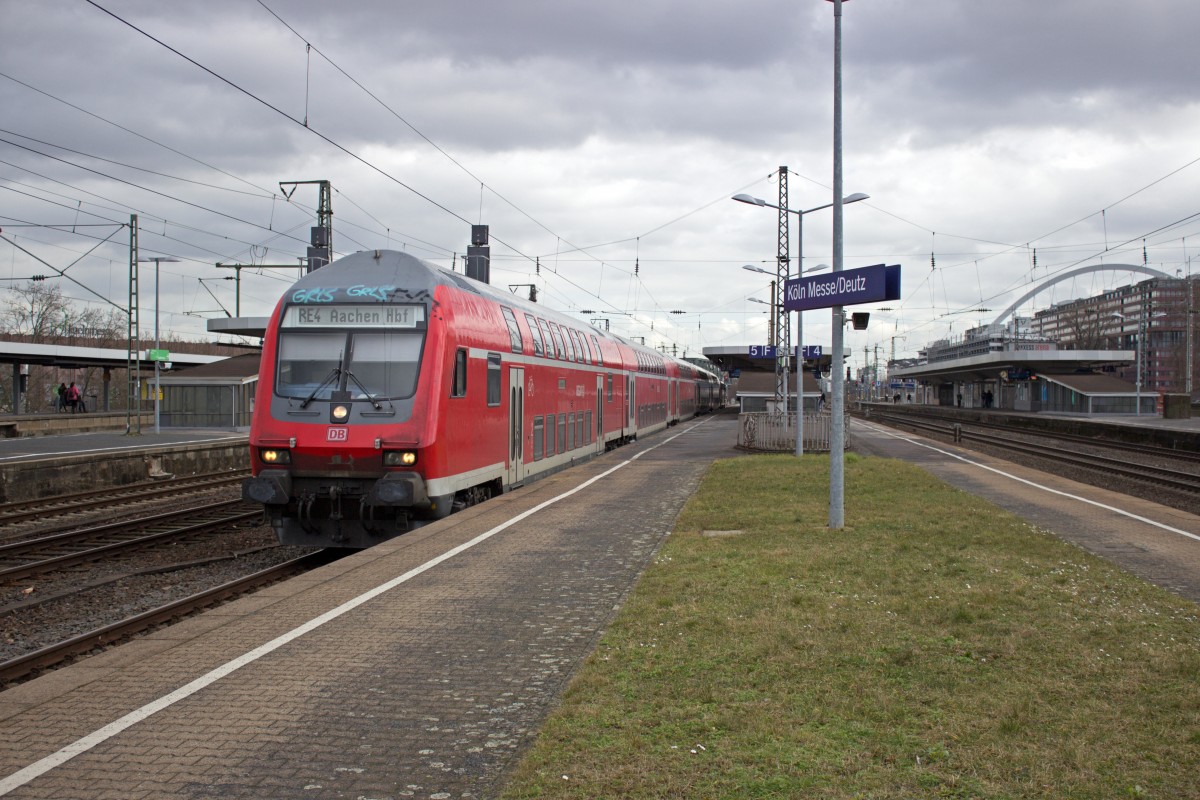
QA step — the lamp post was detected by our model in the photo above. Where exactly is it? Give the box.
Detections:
[827,0,849,529]
[138,256,179,434]
[736,191,868,457]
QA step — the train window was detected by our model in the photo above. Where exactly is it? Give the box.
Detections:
[562,328,576,362]
[533,416,544,460]
[486,353,501,406]
[578,331,591,364]
[607,372,613,401]
[557,415,567,453]
[276,332,344,401]
[276,329,426,401]
[451,348,467,398]
[570,330,584,363]
[578,331,590,363]
[590,335,603,365]
[525,314,545,357]
[585,411,593,443]
[567,413,575,450]
[575,413,584,447]
[538,319,556,358]
[546,414,556,455]
[548,323,566,359]
[346,333,424,399]
[500,307,523,353]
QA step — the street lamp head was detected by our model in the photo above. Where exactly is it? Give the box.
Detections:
[802,263,832,275]
[741,264,773,275]
[732,194,767,207]
[747,297,771,306]
[843,192,869,204]
[137,256,180,263]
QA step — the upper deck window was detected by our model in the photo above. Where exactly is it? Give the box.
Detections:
[548,323,566,360]
[500,307,523,353]
[525,313,546,357]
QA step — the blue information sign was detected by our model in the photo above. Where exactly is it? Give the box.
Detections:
[748,345,777,358]
[783,263,901,312]
[802,345,822,360]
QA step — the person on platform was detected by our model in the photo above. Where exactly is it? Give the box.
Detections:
[66,382,81,413]
[56,383,67,412]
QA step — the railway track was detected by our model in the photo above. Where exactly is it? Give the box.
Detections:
[0,470,248,528]
[0,480,327,688]
[0,551,332,686]
[0,500,261,582]
[865,411,1200,494]
[874,409,1200,464]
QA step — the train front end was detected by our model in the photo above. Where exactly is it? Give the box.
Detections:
[242,250,446,548]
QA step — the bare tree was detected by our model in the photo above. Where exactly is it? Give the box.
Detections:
[1056,305,1105,350]
[0,281,72,338]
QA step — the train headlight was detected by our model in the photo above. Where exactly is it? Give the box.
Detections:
[383,450,418,467]
[259,448,291,465]
[331,404,350,422]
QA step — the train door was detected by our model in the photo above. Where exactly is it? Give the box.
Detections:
[627,373,636,431]
[595,375,605,454]
[508,367,525,486]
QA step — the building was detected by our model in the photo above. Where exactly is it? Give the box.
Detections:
[1030,274,1197,401]
[158,352,261,430]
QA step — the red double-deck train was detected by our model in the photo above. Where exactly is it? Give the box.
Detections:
[242,249,723,548]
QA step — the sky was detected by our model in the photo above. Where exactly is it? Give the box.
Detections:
[2,0,1198,370]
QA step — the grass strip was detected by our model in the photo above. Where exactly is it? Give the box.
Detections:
[502,454,1200,799]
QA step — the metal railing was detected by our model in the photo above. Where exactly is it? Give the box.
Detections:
[737,411,847,452]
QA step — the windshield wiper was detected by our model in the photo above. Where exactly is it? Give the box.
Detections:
[299,367,341,409]
[343,369,384,410]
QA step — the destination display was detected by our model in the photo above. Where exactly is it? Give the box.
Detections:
[282,304,425,329]
[783,263,901,312]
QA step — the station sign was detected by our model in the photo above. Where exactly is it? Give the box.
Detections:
[748,345,777,358]
[147,348,170,362]
[783,263,901,312]
[802,345,822,360]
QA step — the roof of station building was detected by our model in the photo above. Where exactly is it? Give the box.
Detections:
[890,349,1133,382]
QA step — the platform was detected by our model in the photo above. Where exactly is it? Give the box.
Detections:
[0,426,248,503]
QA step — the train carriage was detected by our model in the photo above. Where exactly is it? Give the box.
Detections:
[243,249,695,548]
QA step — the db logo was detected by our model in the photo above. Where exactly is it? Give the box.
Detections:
[327,428,349,442]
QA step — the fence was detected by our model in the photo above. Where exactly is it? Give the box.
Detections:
[737,411,847,452]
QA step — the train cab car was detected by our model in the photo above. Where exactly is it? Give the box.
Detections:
[242,249,698,549]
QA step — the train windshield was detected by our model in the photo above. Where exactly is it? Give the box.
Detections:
[276,330,424,401]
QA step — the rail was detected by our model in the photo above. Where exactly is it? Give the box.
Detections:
[737,411,847,452]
